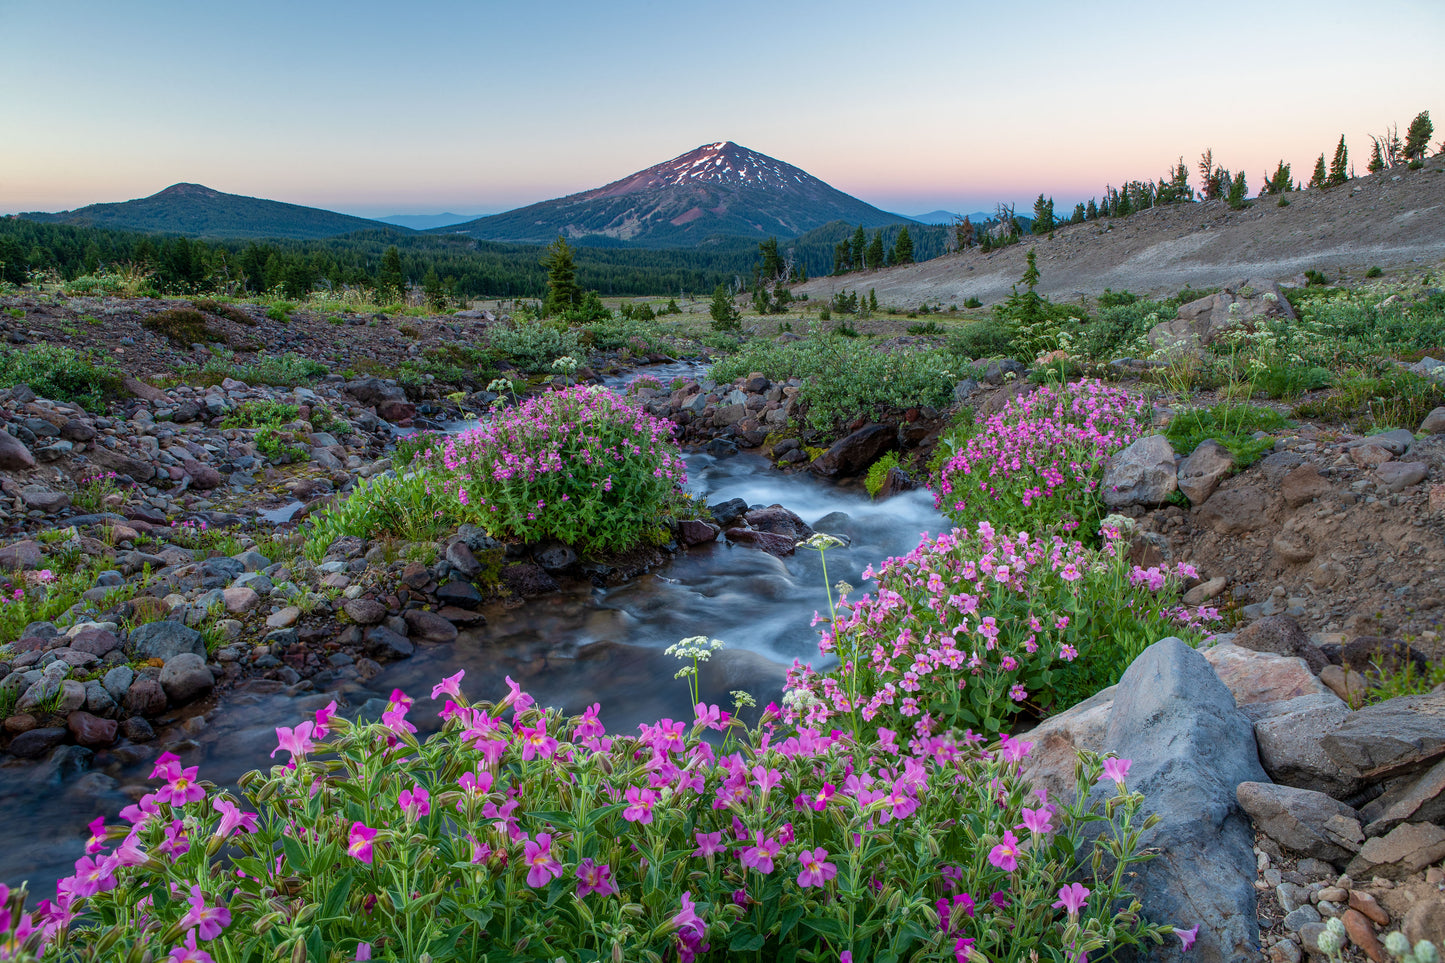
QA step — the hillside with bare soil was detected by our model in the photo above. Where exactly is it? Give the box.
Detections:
[795,157,1445,308]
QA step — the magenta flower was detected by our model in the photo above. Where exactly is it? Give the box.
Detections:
[212,798,259,839]
[796,848,837,888]
[1052,882,1090,915]
[517,719,558,761]
[151,751,183,781]
[355,944,372,962]
[502,675,535,714]
[987,831,1020,873]
[622,786,657,824]
[85,816,107,855]
[313,700,338,739]
[430,670,465,701]
[1099,757,1131,786]
[1175,924,1198,951]
[1017,806,1054,836]
[671,891,708,962]
[181,885,231,940]
[398,783,431,820]
[155,762,206,806]
[693,831,725,859]
[574,858,619,898]
[740,834,780,875]
[66,854,119,898]
[270,720,316,762]
[523,833,563,888]
[347,822,377,864]
[168,930,214,963]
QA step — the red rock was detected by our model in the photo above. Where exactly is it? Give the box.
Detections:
[1348,890,1389,927]
[67,710,118,748]
[1342,908,1386,963]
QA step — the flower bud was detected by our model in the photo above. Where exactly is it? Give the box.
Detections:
[1317,930,1341,955]
[292,938,308,963]
[1414,941,1439,963]
[1385,933,1411,957]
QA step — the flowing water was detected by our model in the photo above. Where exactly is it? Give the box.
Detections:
[0,363,948,894]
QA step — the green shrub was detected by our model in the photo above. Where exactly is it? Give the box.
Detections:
[906,320,944,335]
[863,451,900,499]
[947,321,1019,360]
[712,336,960,434]
[486,318,582,373]
[192,299,257,326]
[1292,367,1445,431]
[1365,266,1383,278]
[1074,301,1172,361]
[221,400,299,429]
[142,308,217,345]
[1163,403,1288,467]
[265,302,295,323]
[1095,288,1138,308]
[0,344,123,410]
[253,426,309,462]
[963,296,983,308]
[578,316,665,353]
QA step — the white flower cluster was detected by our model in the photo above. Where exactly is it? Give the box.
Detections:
[797,533,846,552]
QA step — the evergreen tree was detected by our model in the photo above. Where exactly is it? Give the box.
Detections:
[1404,110,1434,161]
[1263,161,1292,195]
[1085,198,1098,220]
[866,230,885,270]
[1071,202,1086,224]
[422,268,448,310]
[850,225,866,269]
[378,245,405,301]
[1031,194,1053,233]
[1308,154,1328,189]
[1198,149,1217,199]
[868,288,879,313]
[1020,247,1040,290]
[758,237,783,281]
[1367,142,1386,173]
[833,241,849,275]
[1225,171,1249,210]
[892,226,914,264]
[1328,136,1349,186]
[541,236,581,316]
[1114,188,1132,217]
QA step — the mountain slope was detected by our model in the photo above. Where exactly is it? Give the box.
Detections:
[793,157,1445,309]
[439,142,915,247]
[378,212,483,230]
[23,184,403,240]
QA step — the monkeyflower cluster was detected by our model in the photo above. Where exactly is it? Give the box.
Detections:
[1,672,1191,962]
[934,379,1149,537]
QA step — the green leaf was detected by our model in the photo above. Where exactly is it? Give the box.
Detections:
[801,917,845,941]
[779,906,806,939]
[730,931,767,952]
[280,836,307,876]
[320,870,353,920]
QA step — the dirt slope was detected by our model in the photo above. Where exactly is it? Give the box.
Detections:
[795,157,1445,308]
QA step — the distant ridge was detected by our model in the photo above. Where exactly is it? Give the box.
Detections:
[22,183,404,240]
[440,141,917,247]
[378,212,483,230]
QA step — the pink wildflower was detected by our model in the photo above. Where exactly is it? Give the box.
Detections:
[987,831,1020,872]
[1053,882,1090,915]
[523,833,563,888]
[796,848,837,888]
[181,885,231,940]
[347,822,377,864]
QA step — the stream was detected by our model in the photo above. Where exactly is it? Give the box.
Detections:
[0,364,949,895]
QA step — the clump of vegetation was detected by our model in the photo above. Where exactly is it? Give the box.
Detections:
[305,386,691,557]
[949,321,1020,360]
[265,302,295,323]
[863,451,901,498]
[1163,403,1288,467]
[485,316,582,373]
[1293,367,1445,431]
[220,400,300,429]
[191,299,256,326]
[0,344,123,410]
[141,308,217,345]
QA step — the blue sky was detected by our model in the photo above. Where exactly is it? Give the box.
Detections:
[3,0,1441,219]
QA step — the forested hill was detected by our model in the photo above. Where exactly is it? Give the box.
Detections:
[20,183,402,240]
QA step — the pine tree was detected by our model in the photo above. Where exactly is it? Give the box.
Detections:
[1328,136,1349,186]
[758,237,783,281]
[422,268,448,310]
[893,226,914,264]
[1031,194,1054,234]
[541,236,580,316]
[1404,111,1434,161]
[1085,198,1098,220]
[1021,247,1040,289]
[1198,149,1216,199]
[955,216,975,250]
[1263,160,1292,194]
[1308,154,1328,189]
[868,288,879,312]
[377,245,404,301]
[850,226,866,269]
[833,242,849,275]
[1071,202,1085,224]
[1226,171,1248,210]
[866,230,885,270]
[1367,141,1386,173]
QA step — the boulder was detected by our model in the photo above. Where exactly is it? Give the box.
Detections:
[1321,691,1445,781]
[346,377,406,407]
[1230,617,1328,674]
[0,429,37,469]
[1236,782,1364,865]
[677,519,720,546]
[342,598,388,625]
[1359,756,1445,837]
[1280,464,1332,508]
[502,563,559,597]
[1101,434,1178,507]
[742,506,814,542]
[1202,643,1331,709]
[810,424,897,478]
[724,528,797,557]
[20,487,70,513]
[401,609,458,644]
[445,540,482,577]
[365,626,414,660]
[159,653,214,704]
[124,677,168,715]
[1147,277,1295,351]
[1252,693,1365,799]
[1421,406,1445,434]
[220,587,260,614]
[88,445,156,482]
[436,581,483,609]
[535,544,578,574]
[1197,485,1271,536]
[1340,636,1429,675]
[1090,637,1267,963]
[128,621,206,661]
[66,710,118,748]
[181,458,224,490]
[1176,439,1235,506]
[6,726,67,759]
[1375,461,1428,493]
[1345,822,1445,881]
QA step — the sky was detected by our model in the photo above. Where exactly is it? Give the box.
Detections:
[2,0,1442,220]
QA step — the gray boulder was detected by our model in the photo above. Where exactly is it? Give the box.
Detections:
[159,653,215,704]
[1147,278,1295,351]
[1360,756,1445,837]
[128,621,206,661]
[1176,438,1235,506]
[1321,691,1445,781]
[1252,693,1365,799]
[1101,434,1178,507]
[1090,637,1266,963]
[1236,782,1363,866]
[1231,616,1328,674]
[0,430,36,470]
[810,424,897,478]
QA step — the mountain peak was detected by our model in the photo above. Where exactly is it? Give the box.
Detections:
[149,183,224,200]
[590,141,809,199]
